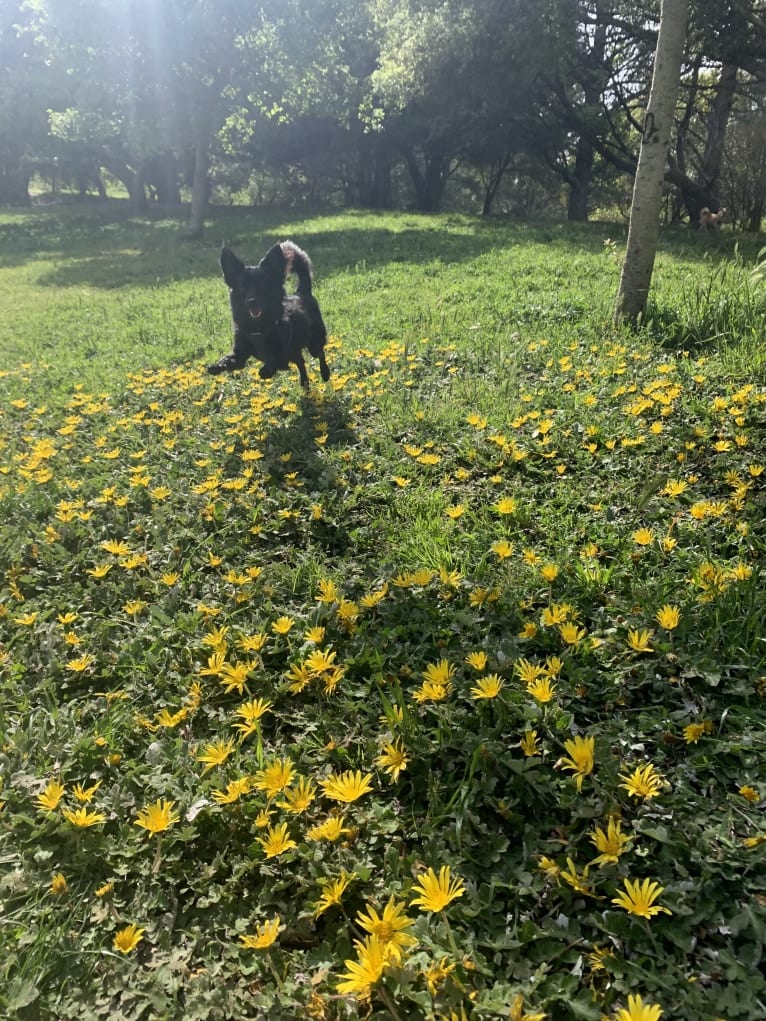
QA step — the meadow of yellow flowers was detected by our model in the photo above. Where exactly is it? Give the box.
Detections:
[1,212,765,1021]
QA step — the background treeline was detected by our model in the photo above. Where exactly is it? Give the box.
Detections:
[2,0,765,229]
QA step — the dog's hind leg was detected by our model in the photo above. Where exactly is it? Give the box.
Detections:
[318,351,330,382]
[294,353,310,389]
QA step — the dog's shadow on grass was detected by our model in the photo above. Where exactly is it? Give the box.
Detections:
[257,391,356,486]
[242,391,358,555]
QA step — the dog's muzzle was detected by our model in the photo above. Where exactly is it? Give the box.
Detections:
[247,301,263,320]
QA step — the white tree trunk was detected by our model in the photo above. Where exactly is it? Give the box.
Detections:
[615,0,688,324]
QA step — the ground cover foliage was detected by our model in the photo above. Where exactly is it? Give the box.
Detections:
[1,206,765,1021]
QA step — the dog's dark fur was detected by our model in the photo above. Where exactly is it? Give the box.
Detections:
[207,240,330,388]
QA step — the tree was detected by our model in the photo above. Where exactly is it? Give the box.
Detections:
[0,2,62,204]
[615,0,688,324]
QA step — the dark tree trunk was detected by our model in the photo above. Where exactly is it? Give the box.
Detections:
[678,61,738,224]
[480,152,513,216]
[566,138,594,221]
[146,152,181,205]
[0,165,31,206]
[403,143,449,212]
[357,137,393,209]
[102,152,148,213]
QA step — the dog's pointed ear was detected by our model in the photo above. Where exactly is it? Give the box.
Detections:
[260,243,286,280]
[220,247,245,286]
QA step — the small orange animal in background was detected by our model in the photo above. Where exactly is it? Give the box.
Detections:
[699,206,726,230]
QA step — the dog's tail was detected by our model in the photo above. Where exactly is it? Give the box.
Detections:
[280,241,314,297]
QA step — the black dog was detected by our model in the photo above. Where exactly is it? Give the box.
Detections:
[207,240,330,388]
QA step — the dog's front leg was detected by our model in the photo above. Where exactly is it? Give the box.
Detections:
[206,331,252,375]
[207,352,249,375]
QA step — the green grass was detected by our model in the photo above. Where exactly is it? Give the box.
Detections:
[1,204,765,1021]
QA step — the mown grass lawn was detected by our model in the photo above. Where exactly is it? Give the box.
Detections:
[1,204,765,1021]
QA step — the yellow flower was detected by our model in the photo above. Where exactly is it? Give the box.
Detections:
[258,821,297,859]
[62,806,107,828]
[611,878,672,919]
[72,780,102,803]
[196,737,235,774]
[560,857,594,896]
[101,539,130,556]
[613,993,663,1021]
[514,657,545,684]
[336,933,388,995]
[626,628,654,653]
[239,916,281,949]
[67,653,95,672]
[337,599,359,627]
[305,647,338,674]
[409,865,466,913]
[360,585,388,608]
[540,563,559,583]
[422,659,455,686]
[278,775,317,813]
[412,680,451,703]
[683,721,710,744]
[465,651,488,671]
[320,770,374,803]
[445,504,465,519]
[471,674,504,700]
[35,779,65,812]
[632,528,655,546]
[201,625,228,651]
[13,612,37,626]
[113,923,145,954]
[252,758,295,798]
[589,817,630,866]
[520,730,539,756]
[654,605,680,630]
[559,735,595,791]
[491,539,514,559]
[134,798,180,836]
[544,655,563,677]
[239,631,268,652]
[218,661,255,695]
[559,622,587,646]
[306,815,350,842]
[739,785,760,803]
[304,625,327,643]
[211,777,253,804]
[356,896,417,962]
[527,676,556,703]
[540,602,572,626]
[271,615,295,635]
[375,739,408,782]
[422,955,457,996]
[509,992,547,1021]
[315,871,356,917]
[50,872,68,896]
[619,762,664,799]
[232,698,272,741]
[494,496,518,515]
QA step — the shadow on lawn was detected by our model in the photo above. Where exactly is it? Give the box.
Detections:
[2,201,755,291]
